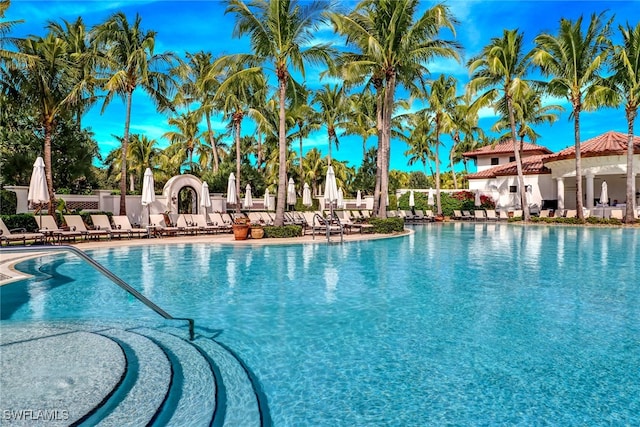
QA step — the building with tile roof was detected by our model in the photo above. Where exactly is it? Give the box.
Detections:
[463,131,640,215]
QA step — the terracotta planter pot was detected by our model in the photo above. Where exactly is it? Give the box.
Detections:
[232,224,250,240]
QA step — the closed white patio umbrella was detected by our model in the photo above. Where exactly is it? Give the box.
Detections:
[302,183,312,207]
[475,190,482,207]
[141,168,156,226]
[324,166,339,219]
[356,190,362,208]
[427,188,434,206]
[337,188,344,209]
[264,188,271,211]
[409,190,415,208]
[200,181,211,214]
[599,180,609,217]
[287,178,296,208]
[28,156,49,228]
[599,181,608,206]
[243,183,253,209]
[226,173,237,207]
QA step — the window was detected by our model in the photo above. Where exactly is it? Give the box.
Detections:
[491,158,499,165]
[509,156,515,162]
[509,186,517,193]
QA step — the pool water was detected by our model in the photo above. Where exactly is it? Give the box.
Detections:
[2,223,640,425]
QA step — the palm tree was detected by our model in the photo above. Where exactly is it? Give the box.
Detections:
[163,111,202,174]
[224,0,334,226]
[312,84,348,165]
[609,22,640,223]
[532,13,613,219]
[0,0,29,63]
[492,89,563,144]
[420,74,459,215]
[343,92,377,159]
[13,33,82,214]
[302,147,325,196]
[47,17,98,129]
[92,12,178,215]
[214,61,267,212]
[468,29,534,220]
[176,51,224,173]
[329,1,460,218]
[288,84,317,178]
[128,134,161,186]
[404,113,435,178]
[449,94,482,190]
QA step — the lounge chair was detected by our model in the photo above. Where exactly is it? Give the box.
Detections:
[498,210,509,221]
[192,214,219,234]
[310,212,343,241]
[176,214,200,235]
[208,213,232,232]
[149,214,181,236]
[474,210,486,221]
[452,210,463,220]
[64,215,111,240]
[0,217,44,246]
[564,210,576,219]
[485,209,498,221]
[111,216,149,238]
[336,210,373,234]
[90,214,131,239]
[37,215,81,243]
[360,210,372,219]
[424,210,436,221]
[539,209,550,218]
[462,210,473,221]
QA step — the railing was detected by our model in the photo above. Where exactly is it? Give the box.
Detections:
[0,245,195,340]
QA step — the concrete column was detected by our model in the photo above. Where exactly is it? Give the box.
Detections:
[585,172,594,209]
[556,178,565,210]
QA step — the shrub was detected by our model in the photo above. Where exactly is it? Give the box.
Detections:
[369,217,404,233]
[0,190,18,215]
[263,225,302,238]
[1,214,39,232]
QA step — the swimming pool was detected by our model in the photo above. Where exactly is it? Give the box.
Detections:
[2,223,639,425]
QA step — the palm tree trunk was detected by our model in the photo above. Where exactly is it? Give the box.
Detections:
[574,106,584,219]
[435,125,442,216]
[372,83,384,217]
[450,149,458,190]
[235,118,242,214]
[274,72,288,227]
[257,132,263,171]
[379,74,396,219]
[120,90,133,215]
[626,108,637,223]
[43,120,56,216]
[507,97,529,220]
[206,113,219,173]
[299,124,304,178]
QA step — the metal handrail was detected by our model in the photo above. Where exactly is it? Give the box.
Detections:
[1,245,195,340]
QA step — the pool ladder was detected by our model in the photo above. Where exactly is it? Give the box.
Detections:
[0,245,195,340]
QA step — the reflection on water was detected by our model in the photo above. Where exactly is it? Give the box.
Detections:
[3,223,640,426]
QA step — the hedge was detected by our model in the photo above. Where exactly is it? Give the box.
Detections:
[369,217,405,233]
[263,225,303,238]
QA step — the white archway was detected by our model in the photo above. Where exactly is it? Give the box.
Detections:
[162,174,208,214]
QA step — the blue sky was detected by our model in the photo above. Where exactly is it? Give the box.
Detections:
[6,0,639,173]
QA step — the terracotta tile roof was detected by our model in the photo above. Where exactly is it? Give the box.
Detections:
[467,154,553,179]
[462,140,553,158]
[544,131,640,162]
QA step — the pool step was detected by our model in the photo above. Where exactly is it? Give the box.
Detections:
[0,321,266,427]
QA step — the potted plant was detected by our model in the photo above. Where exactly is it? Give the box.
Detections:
[250,219,265,239]
[232,217,250,240]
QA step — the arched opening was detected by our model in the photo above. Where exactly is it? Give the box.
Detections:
[178,186,198,214]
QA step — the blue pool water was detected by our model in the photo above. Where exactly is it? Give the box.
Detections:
[2,223,640,425]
